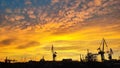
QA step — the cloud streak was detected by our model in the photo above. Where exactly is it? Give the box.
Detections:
[0,38,16,46]
[16,41,40,49]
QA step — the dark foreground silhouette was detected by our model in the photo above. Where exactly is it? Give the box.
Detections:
[0,60,120,68]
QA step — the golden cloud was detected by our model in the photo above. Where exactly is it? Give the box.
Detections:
[94,0,102,6]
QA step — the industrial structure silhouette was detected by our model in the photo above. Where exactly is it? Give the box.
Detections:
[51,45,57,61]
[0,38,120,68]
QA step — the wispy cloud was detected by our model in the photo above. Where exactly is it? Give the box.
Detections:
[16,41,40,49]
[0,38,16,46]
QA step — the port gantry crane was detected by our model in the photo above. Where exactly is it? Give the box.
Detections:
[97,38,113,61]
[51,45,57,61]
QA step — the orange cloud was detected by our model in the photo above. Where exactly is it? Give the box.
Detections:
[51,0,59,4]
[29,14,36,19]
[94,0,102,6]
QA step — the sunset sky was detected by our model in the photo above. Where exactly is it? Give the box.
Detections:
[0,0,120,62]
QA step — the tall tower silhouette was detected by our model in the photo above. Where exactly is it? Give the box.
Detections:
[51,45,57,61]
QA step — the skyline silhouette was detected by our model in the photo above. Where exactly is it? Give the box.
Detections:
[0,38,120,63]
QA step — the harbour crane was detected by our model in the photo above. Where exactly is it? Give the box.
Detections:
[97,38,113,61]
[51,45,57,61]
[85,49,98,62]
[97,38,108,61]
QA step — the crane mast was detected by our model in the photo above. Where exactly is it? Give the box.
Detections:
[51,45,57,61]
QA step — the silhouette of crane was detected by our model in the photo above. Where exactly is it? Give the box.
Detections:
[80,54,84,62]
[108,48,113,60]
[51,45,57,61]
[85,49,98,62]
[97,38,108,61]
[5,57,16,63]
[97,38,111,61]
[97,38,114,61]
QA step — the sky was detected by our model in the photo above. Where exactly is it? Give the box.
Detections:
[0,0,120,62]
